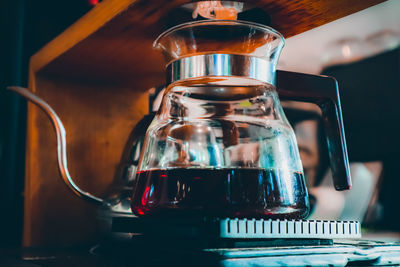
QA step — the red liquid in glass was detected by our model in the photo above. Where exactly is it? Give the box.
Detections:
[131,168,309,219]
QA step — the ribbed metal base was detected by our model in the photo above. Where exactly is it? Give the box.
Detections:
[220,219,361,239]
[111,216,361,240]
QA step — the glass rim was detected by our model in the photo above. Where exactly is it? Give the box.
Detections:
[153,19,285,49]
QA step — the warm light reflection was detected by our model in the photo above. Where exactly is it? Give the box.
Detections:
[342,45,352,58]
[193,1,243,20]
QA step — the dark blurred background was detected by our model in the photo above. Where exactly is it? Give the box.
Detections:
[322,48,400,230]
[0,0,93,247]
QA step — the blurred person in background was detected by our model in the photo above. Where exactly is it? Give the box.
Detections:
[289,32,400,232]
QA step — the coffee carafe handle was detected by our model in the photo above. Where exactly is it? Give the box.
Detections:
[276,70,352,191]
[7,86,107,205]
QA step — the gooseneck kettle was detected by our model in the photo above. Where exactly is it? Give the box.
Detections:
[8,20,351,220]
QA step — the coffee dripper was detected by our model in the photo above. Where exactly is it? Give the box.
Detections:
[8,20,351,220]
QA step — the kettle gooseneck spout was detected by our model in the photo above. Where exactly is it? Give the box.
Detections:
[7,86,107,206]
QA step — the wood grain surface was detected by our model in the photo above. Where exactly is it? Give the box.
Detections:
[32,0,385,87]
[24,75,148,245]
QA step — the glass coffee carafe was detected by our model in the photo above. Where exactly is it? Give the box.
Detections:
[8,19,351,222]
[132,20,315,219]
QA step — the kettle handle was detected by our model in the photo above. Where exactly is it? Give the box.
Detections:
[276,70,352,191]
[7,86,106,205]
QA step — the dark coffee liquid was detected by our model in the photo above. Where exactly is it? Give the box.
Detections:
[131,168,309,219]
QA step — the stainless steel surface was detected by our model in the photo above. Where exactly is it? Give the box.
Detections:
[210,240,400,266]
[167,54,275,85]
[7,86,107,206]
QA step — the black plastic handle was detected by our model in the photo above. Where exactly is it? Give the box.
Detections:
[276,70,351,191]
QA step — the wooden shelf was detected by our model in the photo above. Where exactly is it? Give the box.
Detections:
[25,0,385,246]
[32,0,384,87]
